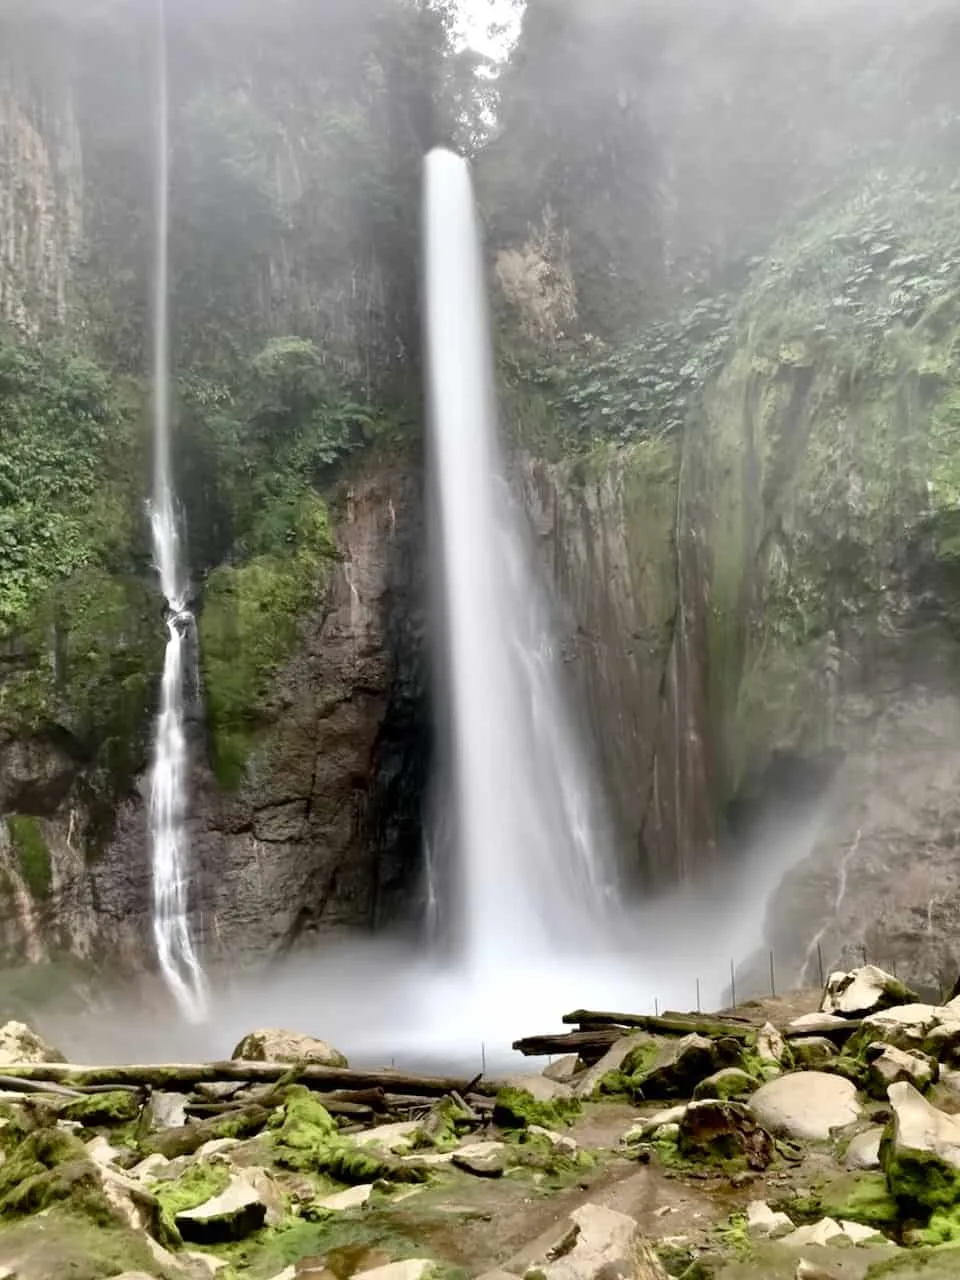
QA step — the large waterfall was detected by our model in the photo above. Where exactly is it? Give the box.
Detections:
[423,148,621,972]
[147,0,207,1023]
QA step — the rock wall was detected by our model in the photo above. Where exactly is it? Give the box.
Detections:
[0,461,426,971]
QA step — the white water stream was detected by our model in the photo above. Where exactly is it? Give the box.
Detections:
[147,0,207,1023]
[423,148,621,969]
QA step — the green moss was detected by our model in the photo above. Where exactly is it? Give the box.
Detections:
[0,1128,117,1225]
[692,1069,757,1101]
[270,1087,423,1185]
[492,1086,581,1131]
[153,1158,232,1238]
[865,1244,960,1276]
[717,1212,753,1261]
[62,1090,141,1128]
[199,491,336,788]
[408,1097,474,1153]
[780,1173,898,1230]
[5,816,51,899]
[885,1144,960,1214]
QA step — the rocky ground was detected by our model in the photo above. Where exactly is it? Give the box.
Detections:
[1,970,960,1279]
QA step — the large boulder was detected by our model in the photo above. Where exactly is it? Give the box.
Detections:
[521,1202,668,1280]
[850,1003,960,1062]
[627,1033,731,1101]
[0,1021,65,1065]
[883,1080,960,1211]
[575,1033,658,1098]
[749,1072,861,1140]
[678,1099,774,1169]
[790,1037,837,1069]
[821,965,918,1018]
[231,1029,347,1067]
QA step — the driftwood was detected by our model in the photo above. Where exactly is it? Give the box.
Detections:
[0,1061,494,1098]
[0,1074,87,1099]
[511,1028,623,1061]
[562,1009,755,1038]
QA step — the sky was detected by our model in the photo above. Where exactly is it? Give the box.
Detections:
[457,0,521,58]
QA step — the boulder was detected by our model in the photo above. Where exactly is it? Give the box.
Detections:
[677,1099,774,1169]
[543,1055,582,1084]
[231,1029,347,1067]
[851,1003,960,1061]
[623,1106,688,1144]
[746,1199,793,1239]
[453,1147,505,1178]
[146,1092,189,1130]
[749,1072,860,1140]
[574,1033,658,1099]
[692,1068,757,1101]
[884,1080,960,1210]
[844,1126,883,1170]
[528,1124,578,1157]
[785,1013,859,1042]
[316,1183,375,1211]
[631,1034,726,1101]
[175,1175,269,1243]
[790,1037,837,1069]
[867,1044,937,1095]
[780,1217,879,1249]
[821,966,919,1018]
[0,1021,65,1064]
[757,1022,787,1066]
[354,1121,420,1155]
[521,1202,668,1280]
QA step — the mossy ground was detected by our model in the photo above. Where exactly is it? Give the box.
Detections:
[492,1086,582,1131]
[153,1158,232,1238]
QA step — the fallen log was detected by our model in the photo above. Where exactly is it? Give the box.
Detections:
[0,1074,87,1099]
[561,1009,756,1040]
[0,1061,494,1098]
[511,1028,623,1061]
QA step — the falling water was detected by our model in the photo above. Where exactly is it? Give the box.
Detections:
[147,0,207,1023]
[423,148,621,971]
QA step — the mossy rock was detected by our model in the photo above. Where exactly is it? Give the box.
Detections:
[270,1087,425,1185]
[692,1068,758,1102]
[62,1090,141,1128]
[137,1103,270,1161]
[153,1158,232,1239]
[0,1127,117,1225]
[492,1086,581,1131]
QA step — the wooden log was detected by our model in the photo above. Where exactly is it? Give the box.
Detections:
[0,1061,494,1097]
[561,1009,756,1040]
[0,1074,87,1099]
[511,1028,623,1060]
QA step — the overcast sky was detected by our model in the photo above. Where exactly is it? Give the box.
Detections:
[457,0,521,58]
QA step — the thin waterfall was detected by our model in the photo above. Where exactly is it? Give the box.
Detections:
[422,148,621,971]
[147,0,207,1022]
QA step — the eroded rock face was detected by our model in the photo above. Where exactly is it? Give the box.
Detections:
[0,463,429,973]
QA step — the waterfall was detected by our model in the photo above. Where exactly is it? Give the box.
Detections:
[147,0,207,1022]
[422,148,621,972]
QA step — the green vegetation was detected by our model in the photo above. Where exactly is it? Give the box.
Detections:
[781,1172,899,1231]
[61,1091,141,1129]
[492,1086,582,1131]
[153,1159,232,1239]
[5,816,52,899]
[0,1127,116,1225]
[270,1087,423,1186]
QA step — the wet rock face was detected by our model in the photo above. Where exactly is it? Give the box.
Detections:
[0,462,429,972]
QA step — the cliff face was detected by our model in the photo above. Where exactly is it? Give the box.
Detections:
[5,0,960,998]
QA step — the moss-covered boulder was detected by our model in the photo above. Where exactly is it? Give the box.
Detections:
[0,1127,116,1224]
[492,1085,581,1131]
[677,1100,774,1171]
[270,1086,424,1185]
[790,1036,838,1069]
[62,1091,141,1129]
[624,1034,731,1102]
[883,1081,960,1213]
[692,1067,758,1102]
[867,1045,937,1097]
